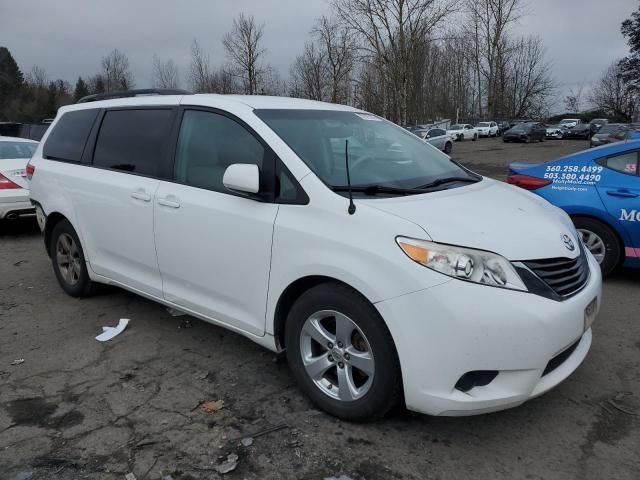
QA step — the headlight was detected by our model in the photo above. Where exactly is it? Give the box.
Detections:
[396,237,527,291]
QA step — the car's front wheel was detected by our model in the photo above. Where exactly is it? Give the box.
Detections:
[573,217,621,277]
[50,219,97,297]
[285,283,402,421]
[444,141,452,154]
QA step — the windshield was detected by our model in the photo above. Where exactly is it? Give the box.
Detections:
[477,122,491,127]
[448,125,463,130]
[560,120,576,124]
[511,124,530,131]
[0,141,37,159]
[255,109,475,191]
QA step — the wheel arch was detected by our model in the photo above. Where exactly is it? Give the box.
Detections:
[44,211,69,257]
[273,275,373,351]
[570,213,626,266]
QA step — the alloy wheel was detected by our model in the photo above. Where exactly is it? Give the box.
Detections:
[56,233,82,285]
[299,310,375,402]
[578,229,606,264]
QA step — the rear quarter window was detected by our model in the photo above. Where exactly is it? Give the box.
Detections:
[43,109,99,162]
[92,109,175,178]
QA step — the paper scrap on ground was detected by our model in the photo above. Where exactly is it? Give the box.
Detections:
[10,359,25,366]
[95,318,130,342]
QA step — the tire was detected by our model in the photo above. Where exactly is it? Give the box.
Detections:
[472,133,478,141]
[50,219,97,297]
[285,283,402,421]
[572,217,621,277]
[540,136,545,142]
[444,142,452,154]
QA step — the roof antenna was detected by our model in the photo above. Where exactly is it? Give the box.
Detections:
[345,139,356,215]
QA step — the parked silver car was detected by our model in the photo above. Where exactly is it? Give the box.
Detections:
[413,127,453,154]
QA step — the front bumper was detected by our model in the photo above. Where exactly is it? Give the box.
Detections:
[376,252,602,416]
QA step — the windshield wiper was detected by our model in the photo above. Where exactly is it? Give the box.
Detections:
[331,184,426,196]
[417,176,480,190]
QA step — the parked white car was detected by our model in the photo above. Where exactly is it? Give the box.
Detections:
[0,136,38,220]
[475,121,499,137]
[447,124,478,141]
[29,92,601,420]
[559,118,581,129]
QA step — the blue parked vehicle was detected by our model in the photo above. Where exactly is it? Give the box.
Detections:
[508,140,640,276]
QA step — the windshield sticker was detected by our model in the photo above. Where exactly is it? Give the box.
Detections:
[355,113,382,121]
[543,164,603,186]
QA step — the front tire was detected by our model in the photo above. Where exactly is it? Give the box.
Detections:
[50,219,96,297]
[444,141,452,154]
[573,217,621,277]
[472,133,478,141]
[285,283,402,421]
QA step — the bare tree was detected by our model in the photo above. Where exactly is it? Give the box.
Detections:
[466,0,523,118]
[223,14,266,95]
[152,55,180,89]
[505,36,554,119]
[332,0,459,124]
[563,84,584,113]
[312,16,355,104]
[25,65,48,89]
[290,42,327,100]
[101,49,134,91]
[589,61,636,120]
[189,39,213,93]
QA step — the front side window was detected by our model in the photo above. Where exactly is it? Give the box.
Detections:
[174,110,265,193]
[255,109,476,192]
[603,151,638,175]
[0,141,37,159]
[93,109,174,177]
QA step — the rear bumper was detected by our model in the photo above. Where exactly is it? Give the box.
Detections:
[0,190,33,219]
[376,252,602,416]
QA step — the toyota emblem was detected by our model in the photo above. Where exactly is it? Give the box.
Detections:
[562,234,575,251]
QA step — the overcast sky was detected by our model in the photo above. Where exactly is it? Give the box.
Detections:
[0,0,634,109]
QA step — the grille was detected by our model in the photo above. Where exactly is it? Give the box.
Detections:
[522,246,589,298]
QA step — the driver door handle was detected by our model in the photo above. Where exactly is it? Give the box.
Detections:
[606,189,638,198]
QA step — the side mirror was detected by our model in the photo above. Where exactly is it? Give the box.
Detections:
[223,163,260,194]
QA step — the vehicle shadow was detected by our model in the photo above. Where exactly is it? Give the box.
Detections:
[0,217,40,238]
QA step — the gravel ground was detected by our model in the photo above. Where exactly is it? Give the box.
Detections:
[1,137,639,480]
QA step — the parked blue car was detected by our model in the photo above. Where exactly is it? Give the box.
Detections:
[508,140,640,276]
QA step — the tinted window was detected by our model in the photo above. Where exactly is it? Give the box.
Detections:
[0,141,37,159]
[604,151,638,175]
[431,129,446,137]
[43,109,98,162]
[174,110,265,193]
[93,109,174,177]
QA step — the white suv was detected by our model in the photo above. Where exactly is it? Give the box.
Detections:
[29,91,602,420]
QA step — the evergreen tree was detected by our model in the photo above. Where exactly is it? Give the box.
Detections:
[74,76,89,101]
[620,3,640,94]
[0,47,24,120]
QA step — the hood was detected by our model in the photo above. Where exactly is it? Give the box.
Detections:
[364,178,579,261]
[0,158,29,189]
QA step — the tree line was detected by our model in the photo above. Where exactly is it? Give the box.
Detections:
[1,0,638,125]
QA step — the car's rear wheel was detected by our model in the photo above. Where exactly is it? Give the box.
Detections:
[50,219,96,297]
[444,142,452,154]
[285,283,401,421]
[573,217,621,277]
[472,133,478,141]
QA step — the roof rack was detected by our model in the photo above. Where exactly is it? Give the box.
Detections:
[76,88,191,104]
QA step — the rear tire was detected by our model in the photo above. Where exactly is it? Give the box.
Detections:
[472,133,478,141]
[285,283,402,421]
[573,217,621,277]
[50,219,97,297]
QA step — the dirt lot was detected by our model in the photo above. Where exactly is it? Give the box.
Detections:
[1,137,639,480]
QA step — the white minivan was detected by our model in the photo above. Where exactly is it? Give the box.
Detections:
[29,91,602,420]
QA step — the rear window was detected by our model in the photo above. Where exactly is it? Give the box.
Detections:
[0,141,37,159]
[43,109,99,162]
[93,109,174,178]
